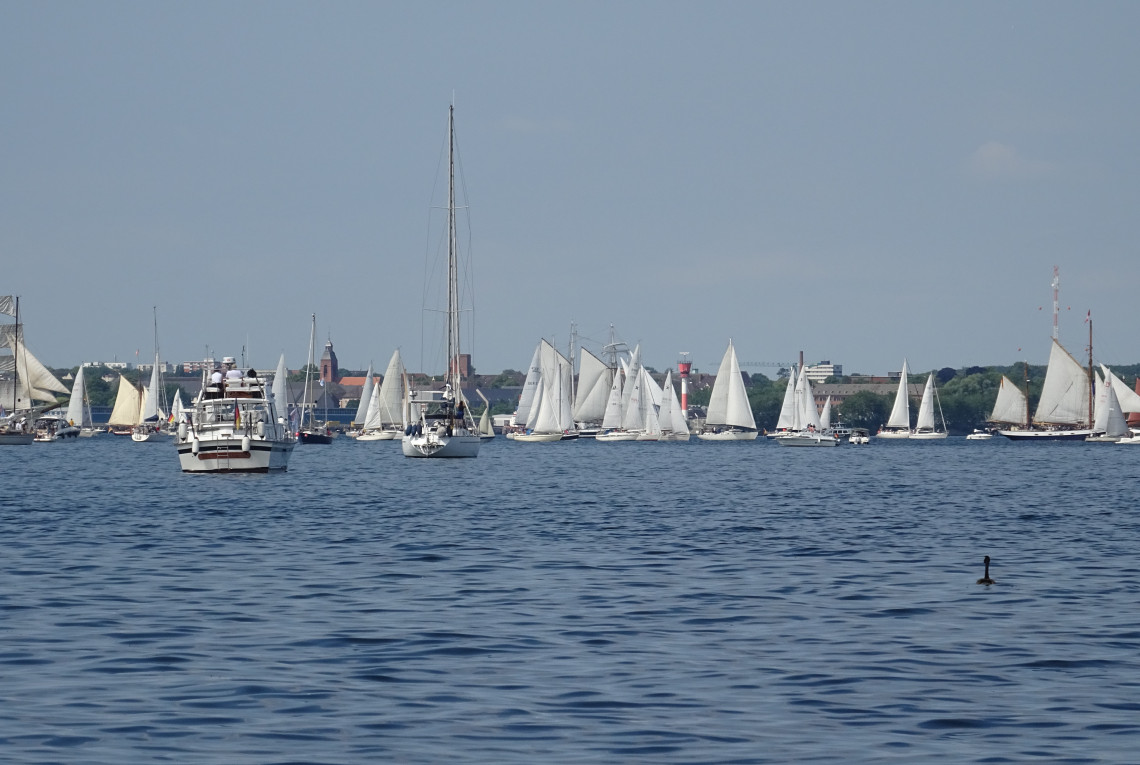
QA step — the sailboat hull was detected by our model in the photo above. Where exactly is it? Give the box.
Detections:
[697,430,758,441]
[999,429,1093,441]
[910,431,948,440]
[402,432,480,458]
[299,430,334,444]
[357,429,399,441]
[775,433,839,447]
[876,430,912,439]
[0,431,35,445]
[514,432,563,443]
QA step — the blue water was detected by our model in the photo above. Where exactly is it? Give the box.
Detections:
[3,437,1140,763]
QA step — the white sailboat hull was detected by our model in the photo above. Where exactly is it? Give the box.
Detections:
[910,430,948,440]
[402,432,481,458]
[659,432,690,442]
[775,432,839,447]
[357,429,399,441]
[999,428,1093,441]
[697,429,758,441]
[876,429,912,439]
[514,432,564,443]
[596,430,639,442]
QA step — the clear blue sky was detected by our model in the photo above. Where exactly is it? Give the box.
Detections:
[3,1,1137,378]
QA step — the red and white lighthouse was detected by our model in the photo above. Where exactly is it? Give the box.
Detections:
[678,353,692,420]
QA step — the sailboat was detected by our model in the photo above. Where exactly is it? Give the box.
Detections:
[475,390,496,439]
[130,309,172,442]
[1,296,69,444]
[766,372,798,438]
[877,359,913,438]
[402,103,480,458]
[68,366,100,437]
[351,361,376,435]
[999,337,1093,441]
[359,349,407,440]
[299,314,333,444]
[911,373,949,439]
[515,339,574,442]
[657,369,690,441]
[572,347,613,437]
[776,364,838,446]
[1086,368,1129,442]
[697,339,758,440]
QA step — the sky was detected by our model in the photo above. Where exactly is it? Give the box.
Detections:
[3,1,1138,379]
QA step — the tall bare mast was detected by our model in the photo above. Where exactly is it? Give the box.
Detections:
[447,103,460,394]
[1052,265,1060,341]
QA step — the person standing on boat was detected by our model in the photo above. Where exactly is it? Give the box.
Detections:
[224,356,242,382]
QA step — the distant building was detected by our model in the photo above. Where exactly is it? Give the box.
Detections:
[320,340,339,382]
[803,361,842,383]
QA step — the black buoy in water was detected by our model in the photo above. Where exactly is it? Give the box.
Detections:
[976,555,995,585]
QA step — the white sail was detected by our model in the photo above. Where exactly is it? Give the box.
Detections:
[355,363,375,426]
[2,326,69,403]
[140,358,161,422]
[664,370,690,436]
[1034,339,1090,426]
[775,371,797,430]
[1103,380,1128,438]
[1093,372,1109,432]
[529,377,560,434]
[915,374,936,431]
[621,358,646,431]
[1102,365,1140,414]
[514,343,543,427]
[361,383,384,430]
[796,366,821,430]
[706,340,756,430]
[65,367,92,427]
[658,369,675,432]
[601,367,624,429]
[107,374,142,426]
[640,368,663,438]
[272,354,289,422]
[885,359,911,430]
[375,349,406,427]
[573,348,611,423]
[620,345,642,417]
[171,389,185,423]
[819,396,832,431]
[989,375,1028,425]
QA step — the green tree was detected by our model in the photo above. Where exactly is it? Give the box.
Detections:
[838,391,893,432]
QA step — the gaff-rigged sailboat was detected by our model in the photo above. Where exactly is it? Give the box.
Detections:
[402,103,480,458]
[1,296,68,444]
[999,334,1093,441]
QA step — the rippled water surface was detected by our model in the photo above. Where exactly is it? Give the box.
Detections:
[3,436,1140,763]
